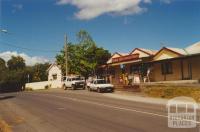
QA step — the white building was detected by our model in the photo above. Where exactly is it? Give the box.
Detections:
[47,63,62,81]
[25,63,63,90]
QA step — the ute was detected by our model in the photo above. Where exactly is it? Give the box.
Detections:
[62,76,85,90]
[87,79,114,93]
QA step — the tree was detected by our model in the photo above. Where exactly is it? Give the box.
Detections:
[0,58,7,82]
[7,56,25,70]
[0,56,26,92]
[32,63,50,82]
[0,58,6,70]
[56,30,111,78]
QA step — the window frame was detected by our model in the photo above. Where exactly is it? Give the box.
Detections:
[161,62,173,75]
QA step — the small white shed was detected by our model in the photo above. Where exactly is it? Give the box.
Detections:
[47,63,62,81]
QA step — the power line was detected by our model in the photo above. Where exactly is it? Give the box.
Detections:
[0,40,61,53]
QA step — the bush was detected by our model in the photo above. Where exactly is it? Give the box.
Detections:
[45,85,49,90]
[0,70,26,93]
[25,87,33,91]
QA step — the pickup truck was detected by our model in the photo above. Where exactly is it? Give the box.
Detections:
[62,76,85,90]
[87,79,114,93]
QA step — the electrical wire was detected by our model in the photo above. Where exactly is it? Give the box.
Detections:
[0,40,61,53]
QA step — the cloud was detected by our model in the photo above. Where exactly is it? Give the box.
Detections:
[0,51,50,66]
[56,0,152,20]
[12,4,23,13]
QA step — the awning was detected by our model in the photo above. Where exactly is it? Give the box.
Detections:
[109,59,142,66]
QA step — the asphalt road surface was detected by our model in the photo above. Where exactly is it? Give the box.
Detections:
[0,90,199,132]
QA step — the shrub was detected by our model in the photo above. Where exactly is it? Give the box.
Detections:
[44,85,50,90]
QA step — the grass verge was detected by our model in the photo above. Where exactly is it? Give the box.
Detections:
[143,85,200,102]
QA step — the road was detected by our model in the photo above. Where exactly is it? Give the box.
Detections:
[0,89,199,132]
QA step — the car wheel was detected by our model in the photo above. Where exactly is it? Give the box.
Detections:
[97,88,101,93]
[110,89,114,93]
[88,87,91,91]
[72,85,76,90]
[63,85,67,90]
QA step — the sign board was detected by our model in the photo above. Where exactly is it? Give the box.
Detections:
[112,53,139,63]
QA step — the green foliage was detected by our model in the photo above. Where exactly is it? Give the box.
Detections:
[0,58,6,70]
[56,30,111,78]
[0,56,26,92]
[0,56,50,92]
[32,63,50,82]
[7,56,25,70]
[0,58,7,82]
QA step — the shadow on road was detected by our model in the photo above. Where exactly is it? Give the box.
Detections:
[0,95,15,101]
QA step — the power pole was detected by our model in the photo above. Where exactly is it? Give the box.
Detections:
[64,34,68,76]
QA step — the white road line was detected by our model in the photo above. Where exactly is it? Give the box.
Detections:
[24,93,200,124]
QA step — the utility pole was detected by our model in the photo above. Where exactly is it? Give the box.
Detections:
[64,34,68,76]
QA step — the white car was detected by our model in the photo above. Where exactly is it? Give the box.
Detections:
[62,76,85,90]
[87,79,114,93]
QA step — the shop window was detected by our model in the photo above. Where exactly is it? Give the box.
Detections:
[161,62,173,74]
[130,64,140,74]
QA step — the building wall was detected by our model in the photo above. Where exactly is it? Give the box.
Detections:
[113,65,121,84]
[154,49,179,61]
[125,63,131,74]
[131,49,149,58]
[48,65,62,81]
[152,56,200,82]
[152,60,181,81]
[190,56,200,80]
[109,63,132,84]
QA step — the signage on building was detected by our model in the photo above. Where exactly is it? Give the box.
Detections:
[112,54,139,63]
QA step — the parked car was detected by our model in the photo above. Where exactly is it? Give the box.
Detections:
[87,79,114,93]
[62,76,85,90]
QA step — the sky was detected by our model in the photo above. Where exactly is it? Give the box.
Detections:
[0,0,200,65]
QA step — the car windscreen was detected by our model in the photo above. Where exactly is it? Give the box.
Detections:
[72,77,83,81]
[63,77,66,81]
[97,80,106,84]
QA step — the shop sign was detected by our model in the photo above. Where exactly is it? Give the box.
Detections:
[112,54,139,63]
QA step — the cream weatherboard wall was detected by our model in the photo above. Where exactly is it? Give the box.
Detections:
[48,64,62,81]
[153,49,180,61]
[130,49,150,58]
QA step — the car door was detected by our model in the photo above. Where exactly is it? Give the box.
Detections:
[66,78,71,87]
[92,81,98,90]
[90,81,95,90]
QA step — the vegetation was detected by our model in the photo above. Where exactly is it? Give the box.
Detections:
[0,30,110,92]
[143,84,200,102]
[0,56,50,93]
[56,30,111,78]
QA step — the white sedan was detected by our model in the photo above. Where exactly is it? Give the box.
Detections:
[87,79,114,93]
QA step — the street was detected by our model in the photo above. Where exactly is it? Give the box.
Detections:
[0,90,199,132]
